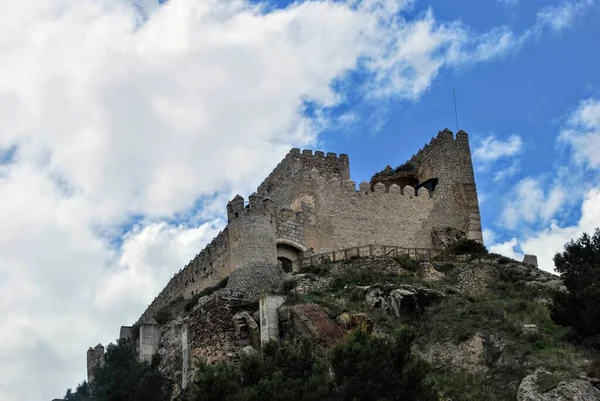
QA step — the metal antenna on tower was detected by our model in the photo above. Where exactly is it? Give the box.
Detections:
[453,88,460,132]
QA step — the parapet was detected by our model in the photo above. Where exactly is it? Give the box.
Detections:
[409,128,468,165]
[227,193,275,222]
[257,148,350,196]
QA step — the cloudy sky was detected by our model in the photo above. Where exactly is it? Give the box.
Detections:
[0,0,599,399]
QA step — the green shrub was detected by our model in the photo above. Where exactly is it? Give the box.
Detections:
[183,327,436,401]
[64,338,173,401]
[553,228,600,344]
[393,255,419,271]
[183,339,333,401]
[299,264,330,276]
[447,239,488,256]
[330,326,436,401]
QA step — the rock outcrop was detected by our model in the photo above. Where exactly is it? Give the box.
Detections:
[517,369,600,401]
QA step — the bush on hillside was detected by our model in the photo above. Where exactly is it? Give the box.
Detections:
[446,239,488,256]
[63,338,173,401]
[552,228,600,344]
[183,326,435,401]
[331,327,436,401]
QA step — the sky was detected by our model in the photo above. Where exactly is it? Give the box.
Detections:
[0,0,599,399]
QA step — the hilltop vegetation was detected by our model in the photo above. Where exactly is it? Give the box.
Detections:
[65,230,600,401]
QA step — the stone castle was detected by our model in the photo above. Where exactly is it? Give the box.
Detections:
[86,128,483,383]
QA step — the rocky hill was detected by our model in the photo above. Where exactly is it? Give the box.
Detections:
[131,250,597,401]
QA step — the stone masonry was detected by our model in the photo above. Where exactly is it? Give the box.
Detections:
[95,128,483,376]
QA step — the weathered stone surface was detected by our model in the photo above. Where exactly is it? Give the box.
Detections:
[522,324,539,337]
[523,254,539,269]
[365,287,388,310]
[417,262,445,282]
[388,286,419,317]
[517,369,600,401]
[227,263,285,301]
[259,294,286,345]
[423,333,502,375]
[416,287,446,306]
[432,227,467,249]
[286,304,344,347]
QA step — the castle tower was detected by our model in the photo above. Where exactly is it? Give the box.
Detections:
[408,129,483,244]
[227,193,278,270]
[86,343,104,383]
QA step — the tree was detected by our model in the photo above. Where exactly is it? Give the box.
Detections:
[184,326,436,401]
[184,339,333,401]
[553,228,600,342]
[330,327,436,401]
[63,338,173,401]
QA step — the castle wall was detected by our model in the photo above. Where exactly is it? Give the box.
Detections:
[137,228,233,323]
[295,172,435,253]
[275,208,305,246]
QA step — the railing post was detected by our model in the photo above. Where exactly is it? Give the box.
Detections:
[369,244,373,257]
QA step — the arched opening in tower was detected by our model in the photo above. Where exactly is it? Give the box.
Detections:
[276,242,304,273]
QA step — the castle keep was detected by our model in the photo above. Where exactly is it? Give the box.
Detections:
[87,128,483,383]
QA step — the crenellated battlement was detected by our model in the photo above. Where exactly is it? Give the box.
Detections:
[257,148,350,198]
[226,194,275,222]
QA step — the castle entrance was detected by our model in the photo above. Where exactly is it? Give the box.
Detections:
[276,240,305,273]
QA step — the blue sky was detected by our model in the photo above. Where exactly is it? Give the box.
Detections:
[1,0,599,399]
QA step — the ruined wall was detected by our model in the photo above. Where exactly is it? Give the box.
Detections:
[139,324,161,363]
[86,344,104,383]
[408,129,483,242]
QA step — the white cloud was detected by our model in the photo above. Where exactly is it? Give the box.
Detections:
[0,0,583,399]
[498,0,519,5]
[490,238,524,261]
[491,188,600,272]
[493,160,521,182]
[499,177,568,230]
[535,0,597,32]
[474,134,523,163]
[558,98,600,168]
[482,228,497,245]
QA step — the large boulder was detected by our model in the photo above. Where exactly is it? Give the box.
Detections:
[365,287,388,310]
[388,285,419,317]
[280,304,344,347]
[517,369,600,401]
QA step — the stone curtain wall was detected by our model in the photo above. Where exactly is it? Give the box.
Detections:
[298,171,435,253]
[137,228,232,323]
[408,129,483,243]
